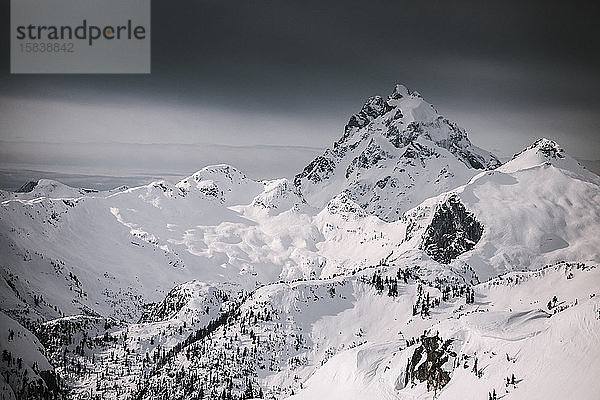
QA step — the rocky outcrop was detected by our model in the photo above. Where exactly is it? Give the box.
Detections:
[405,333,456,392]
[421,195,483,263]
[513,138,565,161]
[341,95,392,141]
[294,155,337,186]
[15,180,38,193]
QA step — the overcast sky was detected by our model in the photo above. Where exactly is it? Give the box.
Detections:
[1,1,599,188]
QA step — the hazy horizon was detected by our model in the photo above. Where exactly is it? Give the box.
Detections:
[1,139,599,192]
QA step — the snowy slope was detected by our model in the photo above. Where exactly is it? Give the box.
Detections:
[399,138,600,281]
[291,262,600,400]
[51,261,597,400]
[0,311,59,400]
[0,167,323,324]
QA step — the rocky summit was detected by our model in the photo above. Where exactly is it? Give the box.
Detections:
[295,84,500,221]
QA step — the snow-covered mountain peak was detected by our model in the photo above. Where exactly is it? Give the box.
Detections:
[507,138,566,167]
[530,137,564,157]
[337,84,438,148]
[295,84,500,221]
[15,180,39,193]
[324,192,368,219]
[248,178,306,216]
[176,164,263,205]
[499,138,599,183]
[384,86,437,124]
[178,164,251,187]
[389,83,410,99]
[3,178,102,201]
[22,179,68,196]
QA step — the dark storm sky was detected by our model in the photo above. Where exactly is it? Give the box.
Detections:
[1,0,599,185]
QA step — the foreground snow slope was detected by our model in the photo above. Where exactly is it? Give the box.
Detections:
[291,263,600,400]
[0,311,57,400]
[44,260,598,400]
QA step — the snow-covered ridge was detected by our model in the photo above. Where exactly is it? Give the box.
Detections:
[397,143,600,281]
[499,138,600,184]
[176,164,264,205]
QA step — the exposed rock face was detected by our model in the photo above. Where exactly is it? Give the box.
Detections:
[514,138,565,160]
[342,95,392,138]
[294,155,336,186]
[15,180,38,193]
[405,333,456,392]
[139,284,193,322]
[421,195,483,263]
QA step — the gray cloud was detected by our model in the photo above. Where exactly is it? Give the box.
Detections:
[0,0,599,185]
